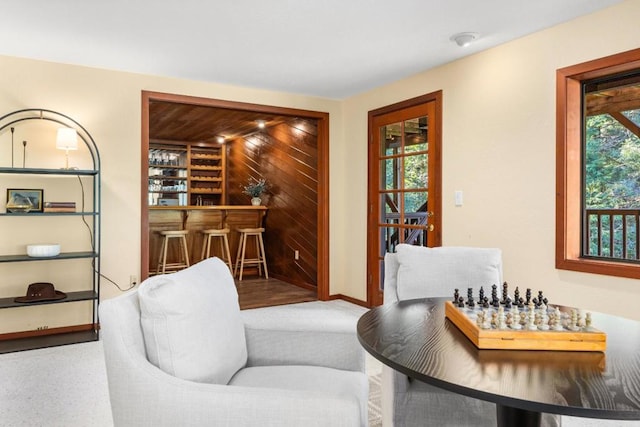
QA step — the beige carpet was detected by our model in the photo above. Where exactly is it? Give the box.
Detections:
[368,371,383,427]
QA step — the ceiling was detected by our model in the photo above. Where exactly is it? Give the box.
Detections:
[0,0,625,99]
[149,101,292,142]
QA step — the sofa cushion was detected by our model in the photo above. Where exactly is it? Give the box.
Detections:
[395,244,502,301]
[138,257,247,384]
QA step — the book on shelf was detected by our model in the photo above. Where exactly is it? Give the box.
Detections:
[44,207,76,212]
[43,202,76,213]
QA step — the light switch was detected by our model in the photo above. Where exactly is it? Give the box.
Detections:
[454,190,463,206]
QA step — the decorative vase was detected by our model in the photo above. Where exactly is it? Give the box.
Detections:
[251,197,262,206]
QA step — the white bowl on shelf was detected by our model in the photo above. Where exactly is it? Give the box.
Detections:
[26,244,61,257]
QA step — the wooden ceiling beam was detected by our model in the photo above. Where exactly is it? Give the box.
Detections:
[585,86,640,116]
[610,111,640,139]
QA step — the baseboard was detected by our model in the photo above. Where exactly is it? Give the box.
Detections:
[0,323,97,341]
[331,293,369,307]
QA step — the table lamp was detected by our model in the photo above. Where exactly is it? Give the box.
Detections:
[56,128,78,169]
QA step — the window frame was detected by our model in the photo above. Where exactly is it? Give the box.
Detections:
[556,48,640,279]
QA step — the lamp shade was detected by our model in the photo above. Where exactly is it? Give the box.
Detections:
[56,128,78,151]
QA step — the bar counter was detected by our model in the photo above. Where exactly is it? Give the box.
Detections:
[148,205,267,274]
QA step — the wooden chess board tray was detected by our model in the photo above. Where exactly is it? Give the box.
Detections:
[445,301,607,352]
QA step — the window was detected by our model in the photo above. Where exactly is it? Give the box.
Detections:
[557,48,640,278]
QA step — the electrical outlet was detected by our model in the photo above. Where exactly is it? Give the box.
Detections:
[294,250,299,260]
[36,325,48,330]
[130,275,138,286]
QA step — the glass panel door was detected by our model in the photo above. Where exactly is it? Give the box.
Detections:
[368,94,441,305]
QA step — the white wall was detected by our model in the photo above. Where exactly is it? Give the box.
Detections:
[0,56,341,332]
[336,0,640,318]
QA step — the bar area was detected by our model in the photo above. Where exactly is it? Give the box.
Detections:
[148,205,267,275]
[143,97,322,292]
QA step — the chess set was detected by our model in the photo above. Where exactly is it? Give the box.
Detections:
[444,283,607,352]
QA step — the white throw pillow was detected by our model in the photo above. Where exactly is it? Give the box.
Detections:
[395,244,502,301]
[138,257,247,384]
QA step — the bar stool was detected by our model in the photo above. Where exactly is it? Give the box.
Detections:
[156,230,190,275]
[201,228,233,272]
[234,227,268,281]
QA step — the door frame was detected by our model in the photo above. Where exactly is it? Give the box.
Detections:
[366,91,443,306]
[141,90,331,300]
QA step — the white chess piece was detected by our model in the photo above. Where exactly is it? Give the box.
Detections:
[568,309,580,331]
[498,306,507,330]
[584,312,595,332]
[538,308,550,331]
[527,303,537,330]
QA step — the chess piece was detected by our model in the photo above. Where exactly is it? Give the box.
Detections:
[505,296,512,309]
[527,310,537,330]
[500,282,509,305]
[491,284,499,306]
[513,287,520,304]
[568,309,580,331]
[553,307,564,331]
[525,288,532,305]
[497,306,507,330]
[457,296,465,308]
[519,311,527,326]
[510,310,522,330]
[453,288,459,303]
[482,309,491,329]
[478,286,485,304]
[577,310,585,328]
[584,312,594,331]
[466,288,475,309]
[538,308,550,331]
[476,310,484,328]
[533,291,545,308]
[526,301,537,330]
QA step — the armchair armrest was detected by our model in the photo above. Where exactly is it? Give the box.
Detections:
[240,304,365,373]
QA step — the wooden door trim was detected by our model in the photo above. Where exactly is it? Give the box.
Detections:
[366,91,443,306]
[141,91,330,301]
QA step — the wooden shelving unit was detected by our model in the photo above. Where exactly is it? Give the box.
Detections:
[149,141,226,206]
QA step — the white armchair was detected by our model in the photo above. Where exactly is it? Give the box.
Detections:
[382,244,503,427]
[382,244,559,427]
[100,257,368,427]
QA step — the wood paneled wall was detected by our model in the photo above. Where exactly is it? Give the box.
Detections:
[228,118,318,289]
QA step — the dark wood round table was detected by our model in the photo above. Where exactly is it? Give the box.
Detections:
[357,297,640,426]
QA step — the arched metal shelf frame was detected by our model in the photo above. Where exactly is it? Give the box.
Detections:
[0,108,101,352]
[0,108,101,170]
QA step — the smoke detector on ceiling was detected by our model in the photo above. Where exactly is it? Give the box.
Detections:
[450,32,479,47]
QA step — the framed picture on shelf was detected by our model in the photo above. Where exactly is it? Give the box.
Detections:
[6,188,44,213]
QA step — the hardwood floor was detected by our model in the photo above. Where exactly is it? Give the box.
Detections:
[236,277,317,310]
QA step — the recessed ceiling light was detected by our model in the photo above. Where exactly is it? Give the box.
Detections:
[450,32,479,47]
[256,120,266,129]
[216,136,225,143]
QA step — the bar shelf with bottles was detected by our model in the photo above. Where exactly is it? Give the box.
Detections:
[148,142,226,207]
[148,146,188,206]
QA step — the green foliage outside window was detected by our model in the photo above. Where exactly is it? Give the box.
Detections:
[585,110,640,259]
[585,111,640,209]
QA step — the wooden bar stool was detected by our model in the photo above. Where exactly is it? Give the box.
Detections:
[201,228,233,272]
[234,227,268,281]
[156,230,190,275]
